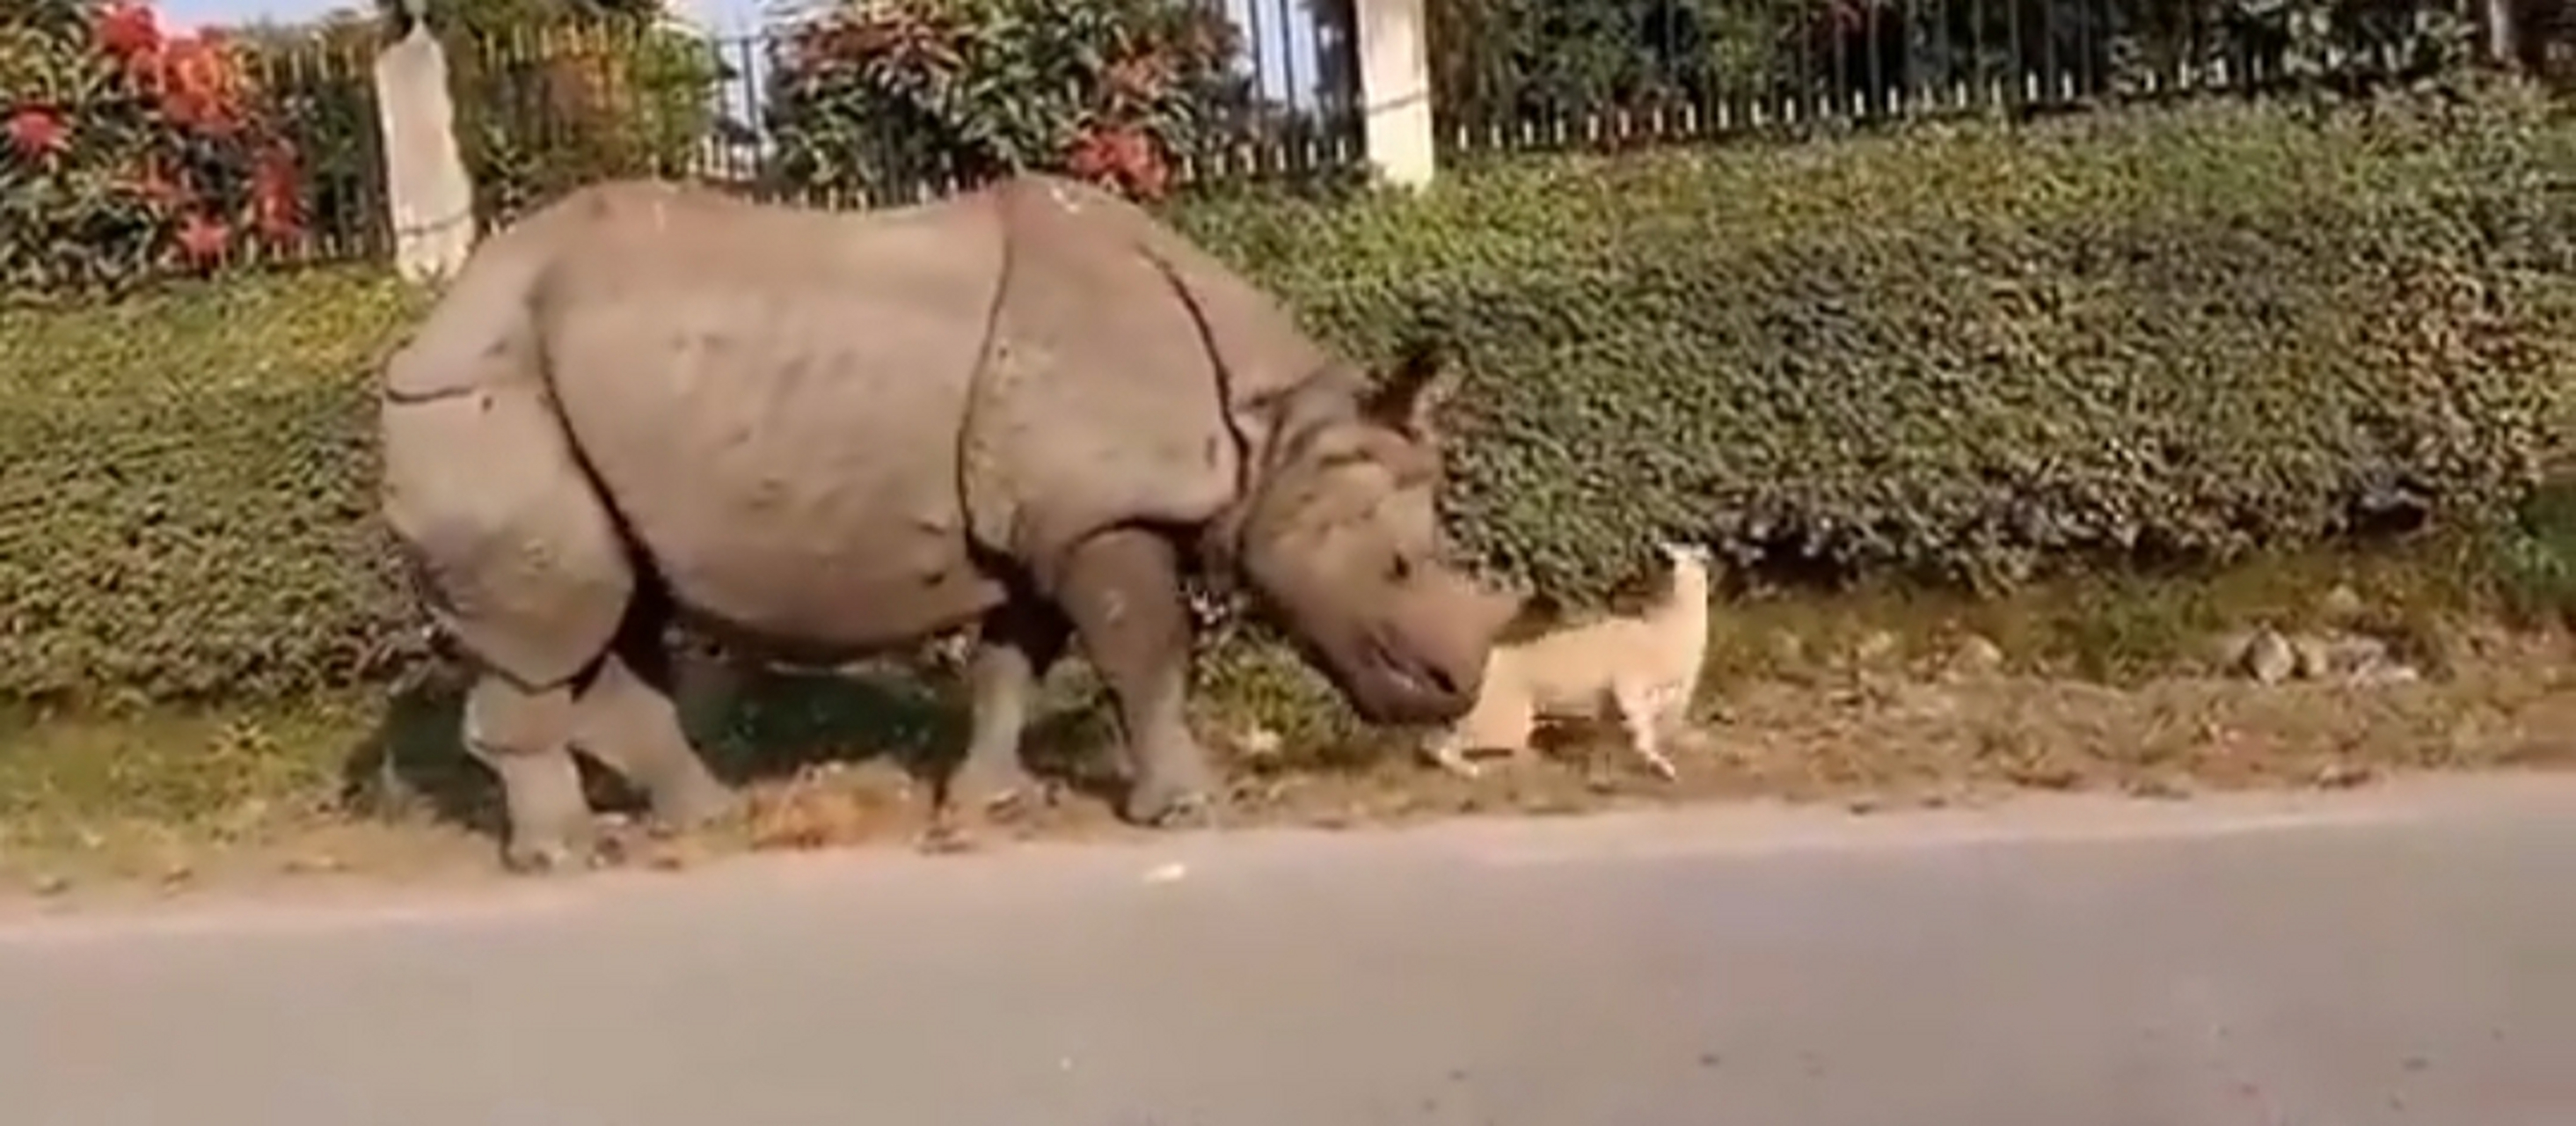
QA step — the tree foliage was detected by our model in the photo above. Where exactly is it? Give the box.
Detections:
[3,0,308,301]
[762,0,1254,203]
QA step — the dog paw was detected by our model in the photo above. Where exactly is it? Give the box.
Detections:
[1425,752,1484,779]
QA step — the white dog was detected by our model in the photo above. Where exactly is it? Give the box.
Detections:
[1424,541,1713,780]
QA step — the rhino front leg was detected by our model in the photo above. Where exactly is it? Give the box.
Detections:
[463,674,596,874]
[1054,528,1218,828]
[573,619,736,834]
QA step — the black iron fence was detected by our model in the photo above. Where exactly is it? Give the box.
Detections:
[1427,0,2517,156]
[4,0,2563,298]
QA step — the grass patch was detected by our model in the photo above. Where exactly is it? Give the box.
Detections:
[2,266,424,399]
[1697,534,2499,688]
[2491,478,2576,630]
[0,700,358,845]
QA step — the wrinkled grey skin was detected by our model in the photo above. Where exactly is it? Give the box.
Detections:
[377,174,1522,872]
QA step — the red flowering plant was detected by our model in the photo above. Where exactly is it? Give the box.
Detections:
[3,0,306,302]
[763,0,1252,205]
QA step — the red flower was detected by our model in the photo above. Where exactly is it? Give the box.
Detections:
[251,145,303,240]
[1066,126,1170,201]
[1065,132,1114,182]
[1127,148,1171,200]
[175,213,230,262]
[4,107,67,159]
[146,34,244,133]
[94,1,164,60]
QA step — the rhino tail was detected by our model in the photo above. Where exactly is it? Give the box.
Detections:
[380,235,560,402]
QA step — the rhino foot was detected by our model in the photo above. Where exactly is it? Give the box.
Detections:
[948,763,1059,820]
[918,770,1060,857]
[646,773,741,835]
[500,826,615,875]
[912,821,984,856]
[1120,780,1219,830]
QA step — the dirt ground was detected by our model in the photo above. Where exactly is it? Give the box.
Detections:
[6,624,2572,910]
[719,630,2576,846]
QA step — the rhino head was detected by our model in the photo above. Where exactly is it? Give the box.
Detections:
[1217,337,1521,726]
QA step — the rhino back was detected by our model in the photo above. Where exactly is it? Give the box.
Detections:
[1055,177,1336,408]
[531,186,1011,649]
[960,178,1336,577]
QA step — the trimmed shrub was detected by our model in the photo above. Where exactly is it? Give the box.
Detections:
[1179,88,2576,596]
[3,91,2571,709]
[1,269,434,705]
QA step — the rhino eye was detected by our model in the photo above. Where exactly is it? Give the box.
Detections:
[1384,554,1414,583]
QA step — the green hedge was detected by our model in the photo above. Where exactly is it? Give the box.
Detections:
[4,91,2572,708]
[2,270,430,703]
[1179,91,2576,596]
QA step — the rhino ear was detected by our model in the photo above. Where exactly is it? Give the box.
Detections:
[1361,332,1457,440]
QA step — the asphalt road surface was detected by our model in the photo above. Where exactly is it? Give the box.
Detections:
[4,774,2574,1126]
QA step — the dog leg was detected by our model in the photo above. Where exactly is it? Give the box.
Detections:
[1655,684,1704,753]
[1424,687,1532,779]
[1423,731,1485,779]
[1611,679,1681,781]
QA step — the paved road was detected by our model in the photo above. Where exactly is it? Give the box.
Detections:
[4,775,2574,1126]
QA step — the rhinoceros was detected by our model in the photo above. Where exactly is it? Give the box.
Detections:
[377,173,1522,871]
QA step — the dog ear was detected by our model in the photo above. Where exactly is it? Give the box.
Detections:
[1659,539,1711,566]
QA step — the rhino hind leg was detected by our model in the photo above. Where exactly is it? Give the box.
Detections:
[1052,528,1220,829]
[461,603,733,873]
[463,675,599,874]
[572,611,736,833]
[384,377,678,871]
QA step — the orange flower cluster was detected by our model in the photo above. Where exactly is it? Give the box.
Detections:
[85,0,303,260]
[1064,124,1171,201]
[96,1,244,133]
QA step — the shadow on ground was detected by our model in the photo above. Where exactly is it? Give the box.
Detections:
[335,654,1128,840]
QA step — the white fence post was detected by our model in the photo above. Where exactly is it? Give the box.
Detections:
[2485,0,2518,69]
[372,8,478,285]
[1354,0,1437,188]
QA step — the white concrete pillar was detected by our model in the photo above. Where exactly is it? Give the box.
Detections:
[1354,0,1436,189]
[2484,0,2519,69]
[373,18,478,285]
